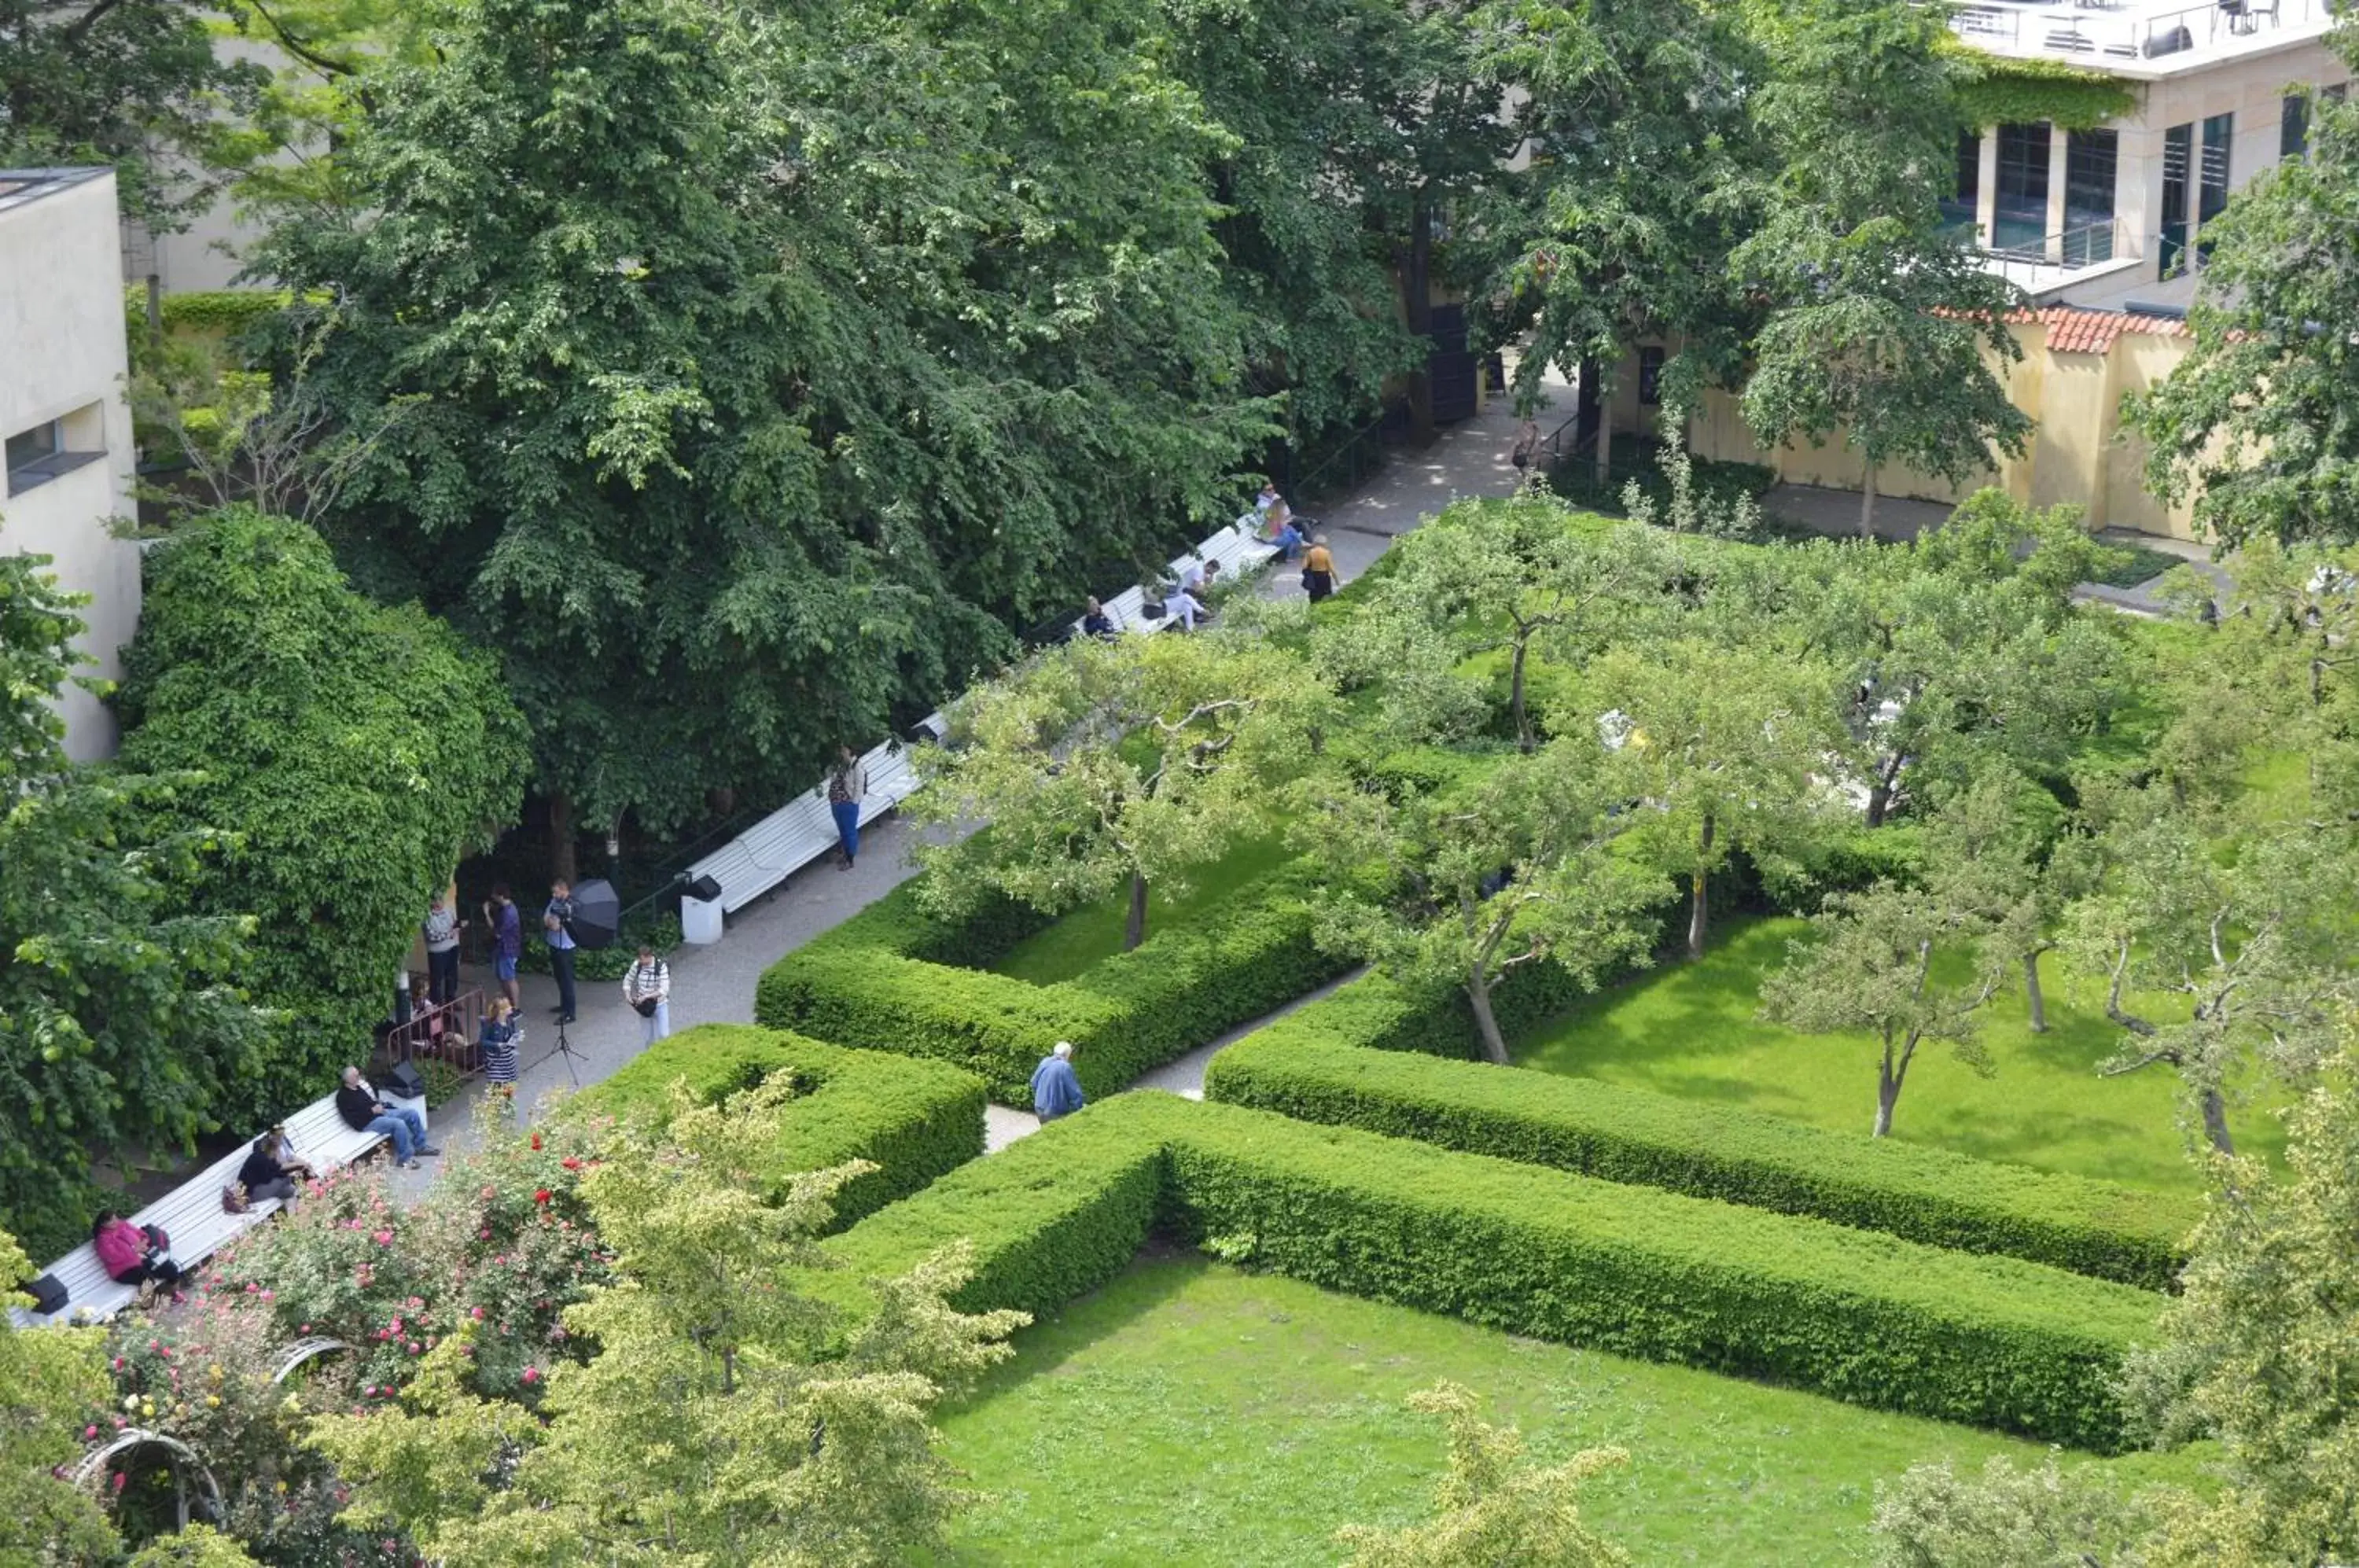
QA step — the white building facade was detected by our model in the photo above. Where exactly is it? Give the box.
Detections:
[2,168,142,759]
[1949,0,2348,307]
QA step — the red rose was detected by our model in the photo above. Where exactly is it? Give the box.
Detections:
[529,1133,542,1150]
[534,1189,552,1205]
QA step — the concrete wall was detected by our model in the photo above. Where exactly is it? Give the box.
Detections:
[2,171,142,758]
[1680,318,2203,539]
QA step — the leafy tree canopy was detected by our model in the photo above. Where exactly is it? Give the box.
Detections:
[115,507,529,1121]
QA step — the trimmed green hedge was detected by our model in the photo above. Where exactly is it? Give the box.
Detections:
[824,1094,2159,1450]
[1203,972,2193,1289]
[755,866,1353,1105]
[572,1024,986,1226]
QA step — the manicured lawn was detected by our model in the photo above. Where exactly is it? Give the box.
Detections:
[929,1254,2199,1567]
[988,837,1294,986]
[1513,912,2284,1194]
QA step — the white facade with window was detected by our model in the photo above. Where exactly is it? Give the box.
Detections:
[2,168,141,759]
[1947,0,2345,307]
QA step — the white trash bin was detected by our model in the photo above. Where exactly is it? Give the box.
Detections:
[681,894,724,945]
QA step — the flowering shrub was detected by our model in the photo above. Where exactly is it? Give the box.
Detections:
[208,1117,616,1404]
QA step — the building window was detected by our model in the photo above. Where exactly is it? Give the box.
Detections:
[2063,129,2118,263]
[2197,111,2234,263]
[1638,346,1664,407]
[2160,122,2192,278]
[2284,93,2310,159]
[4,407,105,496]
[1993,122,2052,254]
[1944,129,1982,234]
[2328,83,2350,103]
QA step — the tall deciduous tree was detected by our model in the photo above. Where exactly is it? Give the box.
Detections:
[915,630,1336,951]
[2125,64,2359,548]
[1735,0,2028,534]
[0,550,270,1259]
[1469,0,1757,480]
[258,0,1276,839]
[1589,639,1839,959]
[1337,1382,1632,1567]
[0,0,265,230]
[1299,734,1665,1064]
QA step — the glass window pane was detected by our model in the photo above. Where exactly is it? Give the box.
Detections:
[2284,94,2310,159]
[1994,123,2052,255]
[2160,123,2192,279]
[2063,129,2117,263]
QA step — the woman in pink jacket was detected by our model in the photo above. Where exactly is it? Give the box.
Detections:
[93,1211,180,1289]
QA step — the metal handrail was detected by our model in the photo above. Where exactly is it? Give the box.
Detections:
[1946,0,2321,61]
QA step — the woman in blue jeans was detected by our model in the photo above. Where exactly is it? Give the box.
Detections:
[829,745,867,869]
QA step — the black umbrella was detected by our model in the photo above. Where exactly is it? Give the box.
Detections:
[566,879,623,950]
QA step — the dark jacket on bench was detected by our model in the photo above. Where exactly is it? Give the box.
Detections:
[335,1084,385,1132]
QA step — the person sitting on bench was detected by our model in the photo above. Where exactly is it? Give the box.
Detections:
[1165,584,1209,631]
[337,1065,439,1169]
[93,1211,179,1290]
[237,1128,311,1204]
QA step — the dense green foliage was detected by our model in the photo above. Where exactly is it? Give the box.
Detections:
[1206,982,2192,1287]
[0,554,270,1260]
[830,1095,2159,1449]
[0,0,264,228]
[116,508,529,1120]
[575,1025,987,1224]
[1,1228,117,1565]
[757,864,1350,1105]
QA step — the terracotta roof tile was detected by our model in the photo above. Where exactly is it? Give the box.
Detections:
[2003,304,2192,355]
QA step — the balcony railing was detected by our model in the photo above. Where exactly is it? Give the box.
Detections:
[1948,0,2331,64]
[1967,218,2139,285]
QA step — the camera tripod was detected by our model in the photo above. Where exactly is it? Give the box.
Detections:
[548,1011,589,1087]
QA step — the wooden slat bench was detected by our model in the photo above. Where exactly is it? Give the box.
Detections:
[11,1090,421,1329]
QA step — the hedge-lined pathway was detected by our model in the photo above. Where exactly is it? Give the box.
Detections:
[392,381,1545,1194]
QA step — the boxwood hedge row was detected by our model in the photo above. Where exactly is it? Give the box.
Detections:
[755,866,1353,1104]
[572,1023,985,1226]
[823,1094,2158,1450]
[1202,972,2193,1290]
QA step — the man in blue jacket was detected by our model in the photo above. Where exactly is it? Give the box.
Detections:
[1029,1040,1087,1122]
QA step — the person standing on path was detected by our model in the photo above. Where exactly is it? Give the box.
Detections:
[421,890,462,1005]
[543,878,578,1024]
[479,996,521,1085]
[1301,536,1339,603]
[1029,1040,1087,1122]
[624,944,672,1043]
[484,883,523,1010]
[829,745,867,870]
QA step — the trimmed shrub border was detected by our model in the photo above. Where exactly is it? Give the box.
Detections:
[824,1094,2159,1452]
[571,1023,986,1226]
[1202,970,2195,1290]
[755,866,1353,1105]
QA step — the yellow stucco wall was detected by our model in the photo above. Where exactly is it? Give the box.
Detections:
[1679,324,2201,540]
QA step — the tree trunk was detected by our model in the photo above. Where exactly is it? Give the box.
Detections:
[1873,1065,1900,1137]
[1864,758,1899,828]
[1403,190,1436,445]
[1859,464,1878,537]
[1124,870,1150,951]
[548,790,578,886]
[1594,377,1613,491]
[2199,1087,2234,1156]
[1510,638,1534,754]
[1467,968,1511,1066]
[1685,814,1715,959]
[2022,950,2049,1033]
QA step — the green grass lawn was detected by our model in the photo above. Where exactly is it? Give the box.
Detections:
[929,1254,2200,1567]
[988,837,1295,986]
[1512,912,2284,1194]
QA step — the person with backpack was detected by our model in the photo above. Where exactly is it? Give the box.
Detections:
[623,945,672,1043]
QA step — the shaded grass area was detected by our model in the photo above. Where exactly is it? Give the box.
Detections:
[1513,913,2284,1194]
[988,837,1295,986]
[929,1254,2200,1568]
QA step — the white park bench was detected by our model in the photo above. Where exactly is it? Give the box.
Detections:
[681,738,927,920]
[10,1089,423,1329]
